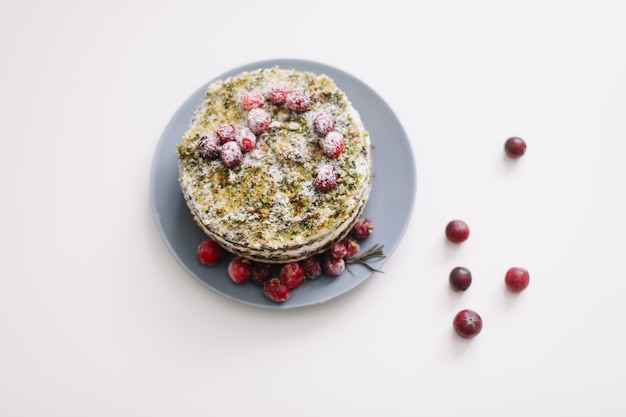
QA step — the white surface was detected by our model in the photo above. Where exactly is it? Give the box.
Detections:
[1,1,625,416]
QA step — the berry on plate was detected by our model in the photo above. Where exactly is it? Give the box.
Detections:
[264,278,290,302]
[279,262,305,289]
[228,257,252,284]
[197,239,223,265]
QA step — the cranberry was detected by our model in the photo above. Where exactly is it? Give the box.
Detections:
[341,237,360,259]
[264,278,290,302]
[216,123,236,143]
[247,108,271,135]
[329,241,348,259]
[505,267,530,293]
[302,257,322,279]
[453,309,483,339]
[227,257,252,284]
[314,164,339,192]
[251,262,271,284]
[279,262,305,289]
[449,266,472,291]
[197,134,221,160]
[353,218,374,239]
[241,91,264,111]
[504,136,527,158]
[445,219,470,243]
[313,112,335,137]
[196,239,223,265]
[267,85,289,105]
[220,141,243,168]
[285,91,311,113]
[235,127,257,152]
[321,256,345,276]
[323,131,345,158]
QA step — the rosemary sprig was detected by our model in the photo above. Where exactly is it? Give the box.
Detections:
[345,243,386,274]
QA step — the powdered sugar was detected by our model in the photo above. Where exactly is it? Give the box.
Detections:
[247,108,271,135]
[322,131,344,158]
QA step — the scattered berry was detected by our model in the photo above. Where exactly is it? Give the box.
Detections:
[314,164,339,192]
[453,309,483,339]
[504,136,527,158]
[227,257,252,284]
[302,257,322,279]
[241,91,264,111]
[341,237,360,259]
[235,127,257,152]
[279,262,306,289]
[353,218,374,239]
[323,131,345,158]
[313,112,335,137]
[220,141,243,168]
[267,85,289,105]
[445,219,470,243]
[251,262,271,284]
[330,241,348,259]
[197,134,221,160]
[247,108,271,135]
[504,267,530,293]
[321,256,345,276]
[264,278,290,302]
[216,123,236,143]
[196,239,223,265]
[285,91,311,113]
[449,266,472,291]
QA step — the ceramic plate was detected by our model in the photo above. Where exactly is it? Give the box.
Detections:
[150,59,416,309]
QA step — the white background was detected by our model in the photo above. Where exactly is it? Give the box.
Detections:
[2,1,626,416]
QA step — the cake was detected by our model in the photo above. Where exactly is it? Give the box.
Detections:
[176,66,372,263]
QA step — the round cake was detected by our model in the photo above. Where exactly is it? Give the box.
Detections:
[176,66,372,263]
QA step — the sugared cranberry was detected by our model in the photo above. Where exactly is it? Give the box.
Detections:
[241,91,264,111]
[353,218,374,239]
[235,127,257,152]
[247,108,271,135]
[323,131,345,158]
[329,241,348,259]
[504,136,527,158]
[314,164,339,192]
[267,85,289,105]
[341,237,360,259]
[279,262,305,289]
[453,309,483,339]
[313,112,335,137]
[196,239,223,265]
[302,257,322,279]
[504,267,530,293]
[220,141,243,168]
[445,220,470,243]
[449,266,472,291]
[285,91,311,113]
[197,134,221,160]
[227,257,252,284]
[216,123,236,143]
[264,278,290,302]
[251,262,271,284]
[321,256,345,276]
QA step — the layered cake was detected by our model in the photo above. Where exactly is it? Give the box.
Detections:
[177,66,372,263]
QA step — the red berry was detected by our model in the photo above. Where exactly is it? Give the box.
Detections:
[313,112,335,137]
[216,123,236,143]
[453,309,483,339]
[341,237,360,259]
[247,108,271,135]
[323,131,345,158]
[445,219,470,243]
[353,217,374,239]
[251,262,271,284]
[227,257,252,284]
[267,85,289,104]
[197,239,223,265]
[235,127,257,152]
[279,262,305,289]
[220,141,243,168]
[504,136,527,158]
[241,91,264,111]
[314,164,339,192]
[264,278,290,302]
[321,256,345,276]
[302,257,322,279]
[285,91,311,113]
[197,134,221,160]
[449,266,472,291]
[329,241,347,259]
[504,267,530,293]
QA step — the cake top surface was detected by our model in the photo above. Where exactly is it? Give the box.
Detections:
[177,66,372,254]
